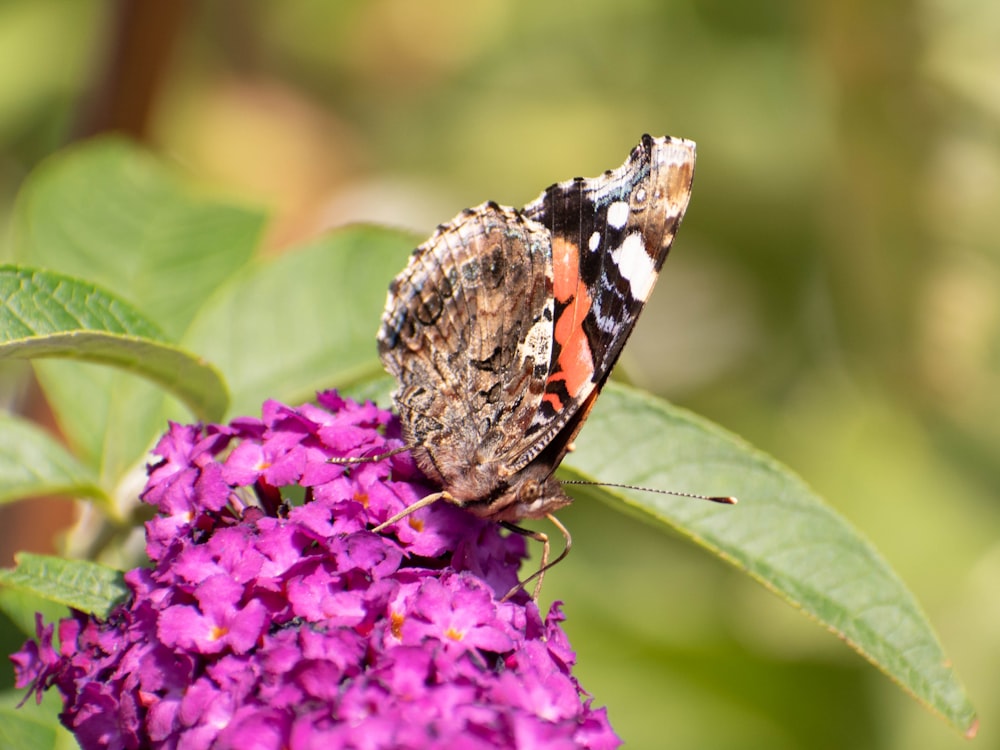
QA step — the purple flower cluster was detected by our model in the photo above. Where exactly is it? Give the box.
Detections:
[12,392,619,749]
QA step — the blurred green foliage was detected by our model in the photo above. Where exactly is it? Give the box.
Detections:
[0,0,996,747]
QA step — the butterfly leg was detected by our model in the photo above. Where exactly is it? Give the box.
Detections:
[500,513,573,601]
[501,523,549,601]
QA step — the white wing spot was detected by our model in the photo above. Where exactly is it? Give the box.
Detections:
[518,300,554,369]
[606,201,629,230]
[611,232,656,300]
[588,231,601,252]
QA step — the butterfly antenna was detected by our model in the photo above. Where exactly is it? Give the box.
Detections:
[500,513,572,602]
[562,480,737,505]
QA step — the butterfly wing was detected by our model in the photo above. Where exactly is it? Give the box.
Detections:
[514,135,696,470]
[377,202,556,502]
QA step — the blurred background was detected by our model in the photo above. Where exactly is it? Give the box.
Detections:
[0,1,997,748]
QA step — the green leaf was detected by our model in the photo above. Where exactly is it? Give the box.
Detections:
[6,137,264,483]
[183,224,416,417]
[0,553,127,620]
[0,690,77,750]
[29,362,165,487]
[0,264,165,340]
[342,373,395,407]
[8,137,266,339]
[0,585,70,640]
[0,267,228,423]
[0,706,61,750]
[562,383,976,736]
[0,412,105,507]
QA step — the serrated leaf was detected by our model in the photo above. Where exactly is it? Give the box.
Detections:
[561,382,976,736]
[0,413,105,507]
[0,553,127,619]
[0,267,228,423]
[183,224,416,417]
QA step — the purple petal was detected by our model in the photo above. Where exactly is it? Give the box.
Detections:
[14,390,614,748]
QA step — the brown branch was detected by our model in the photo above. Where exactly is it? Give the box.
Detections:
[73,0,194,142]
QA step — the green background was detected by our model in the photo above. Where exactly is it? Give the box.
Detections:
[0,1,996,748]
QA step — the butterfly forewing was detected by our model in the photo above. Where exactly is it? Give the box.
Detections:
[515,135,696,467]
[377,203,556,500]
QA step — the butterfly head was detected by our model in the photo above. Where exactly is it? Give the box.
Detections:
[462,469,573,524]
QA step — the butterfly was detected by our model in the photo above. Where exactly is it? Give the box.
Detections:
[351,136,732,592]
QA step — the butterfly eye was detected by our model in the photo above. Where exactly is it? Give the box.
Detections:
[517,479,541,504]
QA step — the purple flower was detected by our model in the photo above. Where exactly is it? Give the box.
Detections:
[11,391,620,749]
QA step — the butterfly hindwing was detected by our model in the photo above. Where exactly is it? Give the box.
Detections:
[377,202,556,501]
